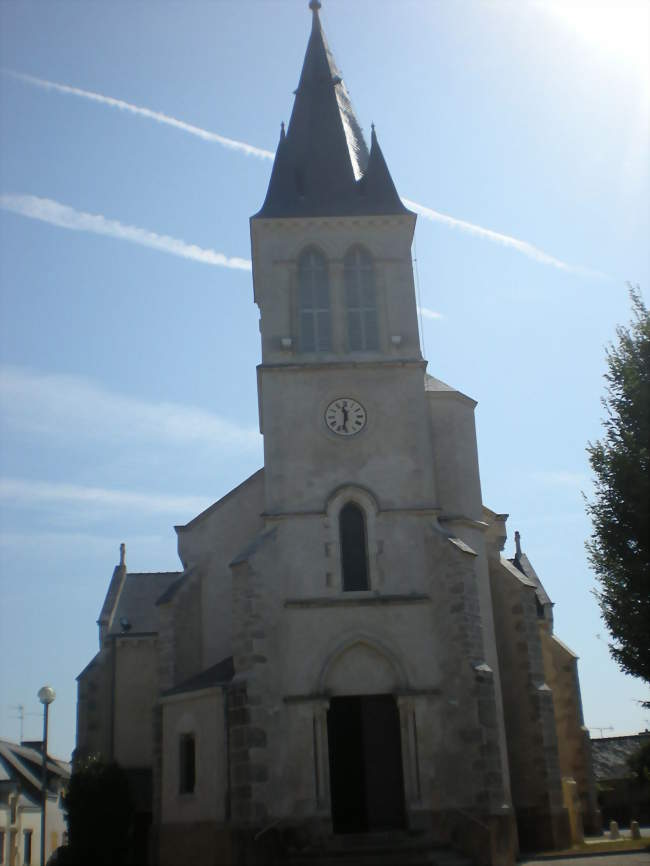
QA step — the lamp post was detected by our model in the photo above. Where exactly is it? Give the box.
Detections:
[38,686,55,866]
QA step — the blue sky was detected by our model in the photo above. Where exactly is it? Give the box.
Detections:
[0,0,648,760]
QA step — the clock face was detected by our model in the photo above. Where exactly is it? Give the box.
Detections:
[325,398,367,436]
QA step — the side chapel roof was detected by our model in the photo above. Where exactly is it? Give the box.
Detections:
[161,656,235,697]
[254,1,408,219]
[108,571,181,635]
[97,542,181,637]
[509,531,553,609]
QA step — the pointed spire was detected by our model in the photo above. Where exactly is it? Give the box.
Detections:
[256,4,365,217]
[359,124,408,214]
[254,4,411,219]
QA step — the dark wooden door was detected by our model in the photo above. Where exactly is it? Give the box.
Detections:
[327,695,406,833]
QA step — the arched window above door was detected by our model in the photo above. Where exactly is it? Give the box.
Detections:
[298,248,331,352]
[344,247,378,351]
[339,502,370,591]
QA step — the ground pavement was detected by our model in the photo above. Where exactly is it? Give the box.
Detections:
[521,856,650,866]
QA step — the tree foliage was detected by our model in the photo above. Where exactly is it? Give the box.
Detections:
[627,740,650,785]
[586,286,650,691]
[61,755,133,865]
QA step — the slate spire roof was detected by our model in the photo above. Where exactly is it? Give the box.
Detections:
[254,1,408,219]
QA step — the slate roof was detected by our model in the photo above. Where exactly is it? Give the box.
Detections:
[155,572,187,606]
[108,571,181,635]
[591,733,650,781]
[161,656,235,697]
[254,4,408,219]
[499,555,537,589]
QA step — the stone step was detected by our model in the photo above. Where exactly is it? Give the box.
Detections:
[286,832,471,866]
[288,852,468,866]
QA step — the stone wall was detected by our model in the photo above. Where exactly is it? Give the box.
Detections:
[490,557,570,851]
[76,648,112,760]
[160,690,226,825]
[541,631,600,833]
[113,636,159,767]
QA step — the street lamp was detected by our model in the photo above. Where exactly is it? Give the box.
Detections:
[38,686,55,866]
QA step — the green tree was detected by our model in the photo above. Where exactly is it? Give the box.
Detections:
[61,755,133,865]
[586,286,650,695]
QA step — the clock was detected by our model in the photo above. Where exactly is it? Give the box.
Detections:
[325,398,367,436]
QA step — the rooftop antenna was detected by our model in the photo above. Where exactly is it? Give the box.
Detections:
[590,725,614,737]
[9,704,40,741]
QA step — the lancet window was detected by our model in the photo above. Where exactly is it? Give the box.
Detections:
[179,733,196,794]
[340,502,370,591]
[298,248,331,352]
[344,247,378,351]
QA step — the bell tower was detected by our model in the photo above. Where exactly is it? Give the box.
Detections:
[250,0,437,516]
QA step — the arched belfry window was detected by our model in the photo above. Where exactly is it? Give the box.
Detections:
[340,502,369,591]
[298,248,331,352]
[344,247,378,351]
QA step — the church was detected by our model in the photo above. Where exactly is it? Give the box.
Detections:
[75,4,599,864]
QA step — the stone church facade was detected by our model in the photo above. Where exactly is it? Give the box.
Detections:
[76,4,599,864]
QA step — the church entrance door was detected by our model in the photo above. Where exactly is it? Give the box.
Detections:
[327,695,406,833]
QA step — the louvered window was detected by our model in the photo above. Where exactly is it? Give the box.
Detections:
[298,249,331,352]
[344,247,378,351]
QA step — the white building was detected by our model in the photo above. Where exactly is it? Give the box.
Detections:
[0,740,69,866]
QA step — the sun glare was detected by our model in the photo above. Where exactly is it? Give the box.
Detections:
[545,1,649,86]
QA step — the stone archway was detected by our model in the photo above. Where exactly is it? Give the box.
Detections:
[319,639,407,834]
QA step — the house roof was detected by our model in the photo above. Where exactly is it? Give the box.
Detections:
[254,3,407,219]
[161,656,235,697]
[108,571,181,635]
[591,733,650,781]
[0,739,70,802]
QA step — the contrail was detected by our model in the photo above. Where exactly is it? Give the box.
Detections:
[0,194,252,271]
[402,198,605,278]
[417,306,444,320]
[0,476,213,515]
[6,69,604,276]
[5,69,275,161]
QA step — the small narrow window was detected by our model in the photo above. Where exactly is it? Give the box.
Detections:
[298,248,331,352]
[0,830,5,865]
[179,733,196,794]
[344,247,378,351]
[23,830,32,866]
[340,503,369,591]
